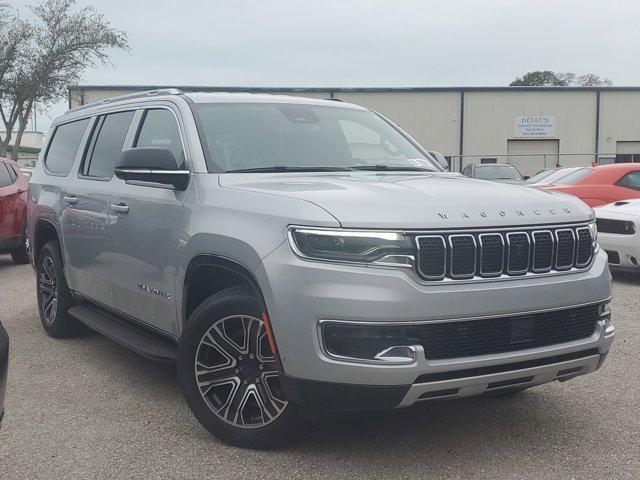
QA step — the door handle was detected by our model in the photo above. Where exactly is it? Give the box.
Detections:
[63,195,78,205]
[110,203,129,214]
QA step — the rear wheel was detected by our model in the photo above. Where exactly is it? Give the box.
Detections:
[36,241,81,338]
[178,285,302,449]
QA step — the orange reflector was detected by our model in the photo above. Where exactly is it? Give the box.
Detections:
[261,311,279,357]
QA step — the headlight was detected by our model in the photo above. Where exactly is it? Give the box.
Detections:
[588,220,599,252]
[288,227,414,266]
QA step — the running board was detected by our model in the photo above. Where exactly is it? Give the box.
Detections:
[68,304,177,363]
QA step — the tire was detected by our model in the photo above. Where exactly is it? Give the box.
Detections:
[178,285,302,449]
[36,241,81,338]
[10,237,30,264]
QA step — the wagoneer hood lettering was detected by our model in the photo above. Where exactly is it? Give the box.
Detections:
[220,172,593,229]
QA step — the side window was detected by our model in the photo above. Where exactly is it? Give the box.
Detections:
[134,109,185,168]
[84,111,134,178]
[6,163,17,181]
[616,171,640,191]
[0,163,14,187]
[462,166,471,176]
[45,118,90,175]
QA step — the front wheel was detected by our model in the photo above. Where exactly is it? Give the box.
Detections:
[178,285,302,449]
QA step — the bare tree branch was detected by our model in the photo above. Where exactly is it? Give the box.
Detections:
[0,0,129,157]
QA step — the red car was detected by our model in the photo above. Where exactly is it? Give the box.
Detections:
[539,163,640,207]
[0,157,29,264]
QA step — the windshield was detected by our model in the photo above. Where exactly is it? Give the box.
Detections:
[474,165,523,180]
[535,167,581,184]
[553,167,595,185]
[523,168,557,184]
[194,103,438,172]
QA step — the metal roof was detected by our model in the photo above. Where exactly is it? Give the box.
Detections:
[69,84,640,93]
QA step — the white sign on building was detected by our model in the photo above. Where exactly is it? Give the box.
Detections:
[514,115,556,138]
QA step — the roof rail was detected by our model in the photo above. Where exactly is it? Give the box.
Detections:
[68,88,184,113]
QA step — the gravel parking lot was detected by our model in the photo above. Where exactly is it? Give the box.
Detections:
[0,253,638,479]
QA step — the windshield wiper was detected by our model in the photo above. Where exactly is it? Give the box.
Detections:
[226,166,352,173]
[348,164,436,172]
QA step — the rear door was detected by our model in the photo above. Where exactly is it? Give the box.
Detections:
[107,107,188,333]
[62,110,135,306]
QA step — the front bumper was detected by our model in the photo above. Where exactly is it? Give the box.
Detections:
[257,245,614,409]
[598,231,640,271]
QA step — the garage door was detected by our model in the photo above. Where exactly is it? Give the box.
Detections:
[507,139,559,176]
[616,141,640,163]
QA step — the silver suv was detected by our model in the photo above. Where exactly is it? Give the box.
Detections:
[28,90,614,448]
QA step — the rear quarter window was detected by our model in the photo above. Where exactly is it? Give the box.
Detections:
[0,163,14,187]
[616,171,640,191]
[45,118,90,175]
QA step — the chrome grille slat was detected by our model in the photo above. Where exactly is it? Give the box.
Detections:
[449,234,476,279]
[506,232,530,275]
[478,233,504,277]
[415,224,593,281]
[532,230,554,273]
[555,229,576,270]
[576,227,593,267]
[416,235,446,280]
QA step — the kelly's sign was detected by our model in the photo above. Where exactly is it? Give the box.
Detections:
[514,115,556,138]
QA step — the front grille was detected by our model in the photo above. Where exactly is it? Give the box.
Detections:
[416,224,593,281]
[597,218,636,235]
[415,304,600,360]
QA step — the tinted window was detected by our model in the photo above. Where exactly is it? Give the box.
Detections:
[195,104,437,172]
[0,163,14,187]
[617,171,640,191]
[134,109,184,167]
[45,119,90,175]
[554,168,594,185]
[85,111,134,178]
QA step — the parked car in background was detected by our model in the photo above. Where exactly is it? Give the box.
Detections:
[595,199,640,271]
[539,163,640,207]
[0,320,7,429]
[0,157,29,264]
[523,166,583,186]
[29,90,613,448]
[461,163,525,183]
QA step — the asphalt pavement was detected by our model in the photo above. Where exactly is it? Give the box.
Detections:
[0,253,638,479]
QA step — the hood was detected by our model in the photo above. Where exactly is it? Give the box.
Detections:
[595,199,640,218]
[220,171,594,229]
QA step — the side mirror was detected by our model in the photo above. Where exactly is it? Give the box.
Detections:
[114,148,189,190]
[523,175,530,180]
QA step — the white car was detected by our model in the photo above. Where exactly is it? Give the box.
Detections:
[595,199,640,271]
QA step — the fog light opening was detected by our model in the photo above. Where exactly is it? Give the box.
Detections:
[631,256,638,266]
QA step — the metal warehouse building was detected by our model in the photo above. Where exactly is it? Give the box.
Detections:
[68,85,640,175]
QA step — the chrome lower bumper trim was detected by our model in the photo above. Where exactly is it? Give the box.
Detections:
[398,353,602,407]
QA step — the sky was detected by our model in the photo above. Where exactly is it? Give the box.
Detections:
[10,0,640,132]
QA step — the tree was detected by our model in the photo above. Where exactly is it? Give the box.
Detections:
[576,73,613,87]
[0,0,129,158]
[510,71,568,87]
[510,70,613,87]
